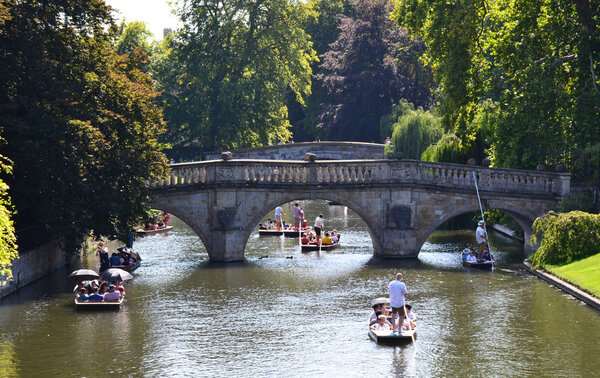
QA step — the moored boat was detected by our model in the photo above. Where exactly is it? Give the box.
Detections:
[258,227,311,237]
[136,225,173,235]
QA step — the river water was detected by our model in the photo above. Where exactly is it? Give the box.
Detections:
[1,201,600,377]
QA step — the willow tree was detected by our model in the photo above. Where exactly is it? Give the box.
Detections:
[158,0,317,152]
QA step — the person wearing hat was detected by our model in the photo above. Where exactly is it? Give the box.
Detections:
[476,220,488,260]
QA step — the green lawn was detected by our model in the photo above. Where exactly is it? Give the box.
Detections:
[545,253,600,298]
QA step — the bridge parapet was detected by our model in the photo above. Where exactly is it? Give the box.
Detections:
[150,159,570,198]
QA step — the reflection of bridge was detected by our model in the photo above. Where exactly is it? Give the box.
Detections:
[150,158,570,261]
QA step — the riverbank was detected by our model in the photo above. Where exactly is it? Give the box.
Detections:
[524,259,600,311]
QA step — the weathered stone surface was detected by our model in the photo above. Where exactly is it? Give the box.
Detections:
[151,159,570,261]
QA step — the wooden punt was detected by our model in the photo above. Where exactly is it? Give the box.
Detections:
[136,226,173,235]
[74,297,124,310]
[258,227,311,237]
[258,229,284,236]
[461,251,494,270]
[108,260,141,273]
[301,241,340,252]
[368,328,417,344]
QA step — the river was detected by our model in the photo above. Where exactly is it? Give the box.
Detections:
[1,200,600,377]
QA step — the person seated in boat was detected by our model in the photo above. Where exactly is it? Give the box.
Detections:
[331,230,339,243]
[98,282,109,295]
[76,288,89,301]
[307,230,316,243]
[103,285,121,301]
[259,222,266,230]
[112,281,126,296]
[73,282,85,295]
[88,287,104,301]
[370,315,393,331]
[322,232,333,245]
[301,233,310,245]
[465,250,478,262]
[462,247,473,260]
[145,221,157,231]
[404,304,417,329]
[266,219,274,229]
[481,247,492,261]
[369,303,385,325]
[109,253,121,267]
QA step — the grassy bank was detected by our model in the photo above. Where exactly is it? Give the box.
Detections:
[545,253,600,298]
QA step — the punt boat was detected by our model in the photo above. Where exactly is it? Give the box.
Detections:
[301,240,340,252]
[368,328,417,344]
[74,297,124,310]
[461,250,494,270]
[258,227,311,237]
[136,225,173,235]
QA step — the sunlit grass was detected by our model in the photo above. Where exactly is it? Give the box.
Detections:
[545,253,600,298]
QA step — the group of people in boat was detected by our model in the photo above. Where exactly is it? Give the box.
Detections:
[96,242,139,271]
[74,280,125,302]
[462,220,493,262]
[301,229,340,245]
[144,211,171,231]
[369,273,416,333]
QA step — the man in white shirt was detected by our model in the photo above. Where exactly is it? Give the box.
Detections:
[389,273,408,332]
[314,214,324,246]
[274,206,285,231]
[476,220,487,259]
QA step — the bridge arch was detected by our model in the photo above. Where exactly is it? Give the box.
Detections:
[240,194,381,256]
[416,201,538,253]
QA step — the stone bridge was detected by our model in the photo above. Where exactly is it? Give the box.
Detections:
[149,159,570,261]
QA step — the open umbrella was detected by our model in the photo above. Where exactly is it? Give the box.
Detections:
[68,269,100,282]
[101,268,133,282]
[370,297,390,306]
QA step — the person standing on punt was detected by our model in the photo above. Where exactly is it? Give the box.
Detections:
[389,273,408,333]
[314,213,325,246]
[476,220,488,259]
[275,205,285,231]
[292,203,301,230]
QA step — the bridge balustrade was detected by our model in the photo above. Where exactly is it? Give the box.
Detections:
[148,159,570,197]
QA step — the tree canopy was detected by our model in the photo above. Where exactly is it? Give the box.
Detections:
[317,0,433,142]
[157,0,318,153]
[0,0,169,253]
[393,0,600,179]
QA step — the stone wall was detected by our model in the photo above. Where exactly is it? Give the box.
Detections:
[204,141,385,161]
[0,239,67,299]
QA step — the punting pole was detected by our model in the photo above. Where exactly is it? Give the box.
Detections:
[472,171,495,270]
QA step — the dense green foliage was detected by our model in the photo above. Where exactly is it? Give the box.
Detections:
[393,0,600,181]
[0,154,16,284]
[157,0,317,153]
[0,0,169,253]
[390,106,442,159]
[317,0,433,142]
[116,21,153,57]
[530,211,600,268]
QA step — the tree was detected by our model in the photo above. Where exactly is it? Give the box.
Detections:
[393,0,600,179]
[317,0,433,142]
[115,21,153,57]
[390,106,443,159]
[157,0,317,153]
[0,0,169,252]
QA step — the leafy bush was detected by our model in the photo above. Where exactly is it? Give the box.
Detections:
[0,155,17,285]
[530,211,600,268]
[390,107,442,159]
[380,100,414,142]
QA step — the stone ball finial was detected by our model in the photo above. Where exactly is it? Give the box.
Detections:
[481,158,491,167]
[305,152,317,162]
[395,151,404,160]
[536,164,546,171]
[385,151,395,159]
[467,158,476,165]
[221,151,233,161]
[555,163,565,173]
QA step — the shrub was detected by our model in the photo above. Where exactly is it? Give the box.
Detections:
[530,211,600,268]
